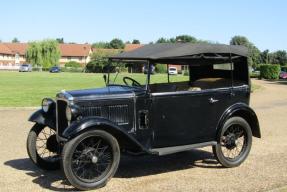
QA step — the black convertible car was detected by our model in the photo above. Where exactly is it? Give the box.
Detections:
[26,43,260,190]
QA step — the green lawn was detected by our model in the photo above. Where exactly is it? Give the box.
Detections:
[0,71,260,107]
[0,71,188,107]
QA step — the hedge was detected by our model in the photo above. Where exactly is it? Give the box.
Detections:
[260,64,280,79]
[64,61,81,68]
[155,64,167,73]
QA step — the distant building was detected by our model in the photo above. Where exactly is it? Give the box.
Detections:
[59,44,92,66]
[0,43,146,71]
[0,43,92,70]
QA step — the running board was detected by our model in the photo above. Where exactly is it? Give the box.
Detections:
[150,141,217,156]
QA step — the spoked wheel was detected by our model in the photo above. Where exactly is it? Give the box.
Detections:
[62,130,120,190]
[213,117,252,168]
[26,123,60,170]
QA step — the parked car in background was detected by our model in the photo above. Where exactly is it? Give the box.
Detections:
[168,66,178,75]
[279,71,287,79]
[49,66,61,73]
[19,64,32,72]
[26,44,260,190]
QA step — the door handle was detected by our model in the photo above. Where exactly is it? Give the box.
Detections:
[209,97,219,104]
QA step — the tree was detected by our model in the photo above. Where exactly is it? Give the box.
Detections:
[175,35,197,43]
[109,38,125,49]
[269,50,287,66]
[86,49,122,72]
[230,36,250,46]
[26,39,60,68]
[230,35,261,67]
[92,42,110,49]
[260,50,270,64]
[132,39,140,44]
[156,37,170,43]
[12,37,20,43]
[156,35,199,44]
[56,38,64,44]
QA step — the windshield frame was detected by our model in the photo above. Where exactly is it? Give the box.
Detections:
[106,60,150,91]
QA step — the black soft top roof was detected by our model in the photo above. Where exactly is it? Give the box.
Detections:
[109,43,248,61]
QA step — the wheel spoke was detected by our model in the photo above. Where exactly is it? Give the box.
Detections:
[220,124,247,160]
[71,136,113,182]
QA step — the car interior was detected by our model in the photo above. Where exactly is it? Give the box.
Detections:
[149,61,248,93]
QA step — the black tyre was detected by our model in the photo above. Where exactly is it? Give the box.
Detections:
[26,123,60,170]
[213,117,252,168]
[62,130,120,190]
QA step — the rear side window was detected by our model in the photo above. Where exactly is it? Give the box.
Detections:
[213,63,233,71]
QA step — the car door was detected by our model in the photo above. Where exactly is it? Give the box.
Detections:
[150,90,217,148]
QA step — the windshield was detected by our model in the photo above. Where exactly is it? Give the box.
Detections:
[22,64,28,67]
[169,68,176,71]
[107,62,148,89]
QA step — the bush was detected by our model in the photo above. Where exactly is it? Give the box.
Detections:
[155,64,167,73]
[260,64,280,79]
[250,72,260,78]
[61,67,83,73]
[85,64,102,73]
[65,61,81,68]
[183,70,189,76]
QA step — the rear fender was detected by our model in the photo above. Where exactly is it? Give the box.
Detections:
[217,103,261,138]
[62,117,150,154]
[28,109,56,129]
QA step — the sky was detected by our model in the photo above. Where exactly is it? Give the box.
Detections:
[0,0,286,51]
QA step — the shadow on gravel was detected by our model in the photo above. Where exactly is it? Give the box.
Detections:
[115,149,221,178]
[4,158,73,191]
[4,149,220,190]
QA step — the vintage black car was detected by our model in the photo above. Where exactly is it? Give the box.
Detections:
[26,43,260,190]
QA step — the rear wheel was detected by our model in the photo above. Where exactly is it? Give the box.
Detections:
[213,117,252,168]
[62,130,120,190]
[26,123,60,170]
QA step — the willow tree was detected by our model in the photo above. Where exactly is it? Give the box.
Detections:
[26,39,61,68]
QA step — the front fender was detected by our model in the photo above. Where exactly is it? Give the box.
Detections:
[62,117,150,153]
[217,103,261,138]
[28,109,56,129]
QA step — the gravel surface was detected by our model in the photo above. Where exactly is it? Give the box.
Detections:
[0,79,287,192]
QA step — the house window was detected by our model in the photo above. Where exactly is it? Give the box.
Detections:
[67,56,71,61]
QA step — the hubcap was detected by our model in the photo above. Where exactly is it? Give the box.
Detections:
[91,156,98,164]
[220,125,247,160]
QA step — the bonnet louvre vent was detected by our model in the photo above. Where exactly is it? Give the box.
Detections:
[80,104,130,125]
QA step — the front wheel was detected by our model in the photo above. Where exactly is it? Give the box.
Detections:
[26,123,60,170]
[62,130,120,190]
[213,117,252,168]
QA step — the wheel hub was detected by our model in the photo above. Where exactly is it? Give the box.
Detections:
[46,135,58,153]
[91,156,98,164]
[225,134,237,150]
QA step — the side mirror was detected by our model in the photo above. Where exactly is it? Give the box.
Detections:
[103,74,107,85]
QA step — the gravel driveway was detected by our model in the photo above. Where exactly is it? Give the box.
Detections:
[0,79,287,192]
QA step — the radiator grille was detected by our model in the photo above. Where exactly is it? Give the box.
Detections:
[56,100,68,136]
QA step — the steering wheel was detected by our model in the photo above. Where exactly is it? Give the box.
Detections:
[123,77,141,87]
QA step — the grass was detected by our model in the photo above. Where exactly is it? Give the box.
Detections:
[0,71,188,107]
[0,71,262,107]
[251,83,262,92]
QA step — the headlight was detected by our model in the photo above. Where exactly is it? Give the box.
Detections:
[66,105,72,121]
[42,98,53,113]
